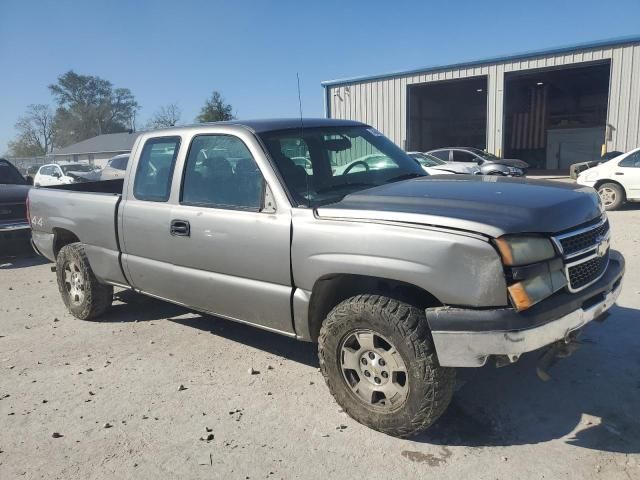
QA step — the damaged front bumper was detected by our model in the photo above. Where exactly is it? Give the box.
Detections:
[427,250,625,368]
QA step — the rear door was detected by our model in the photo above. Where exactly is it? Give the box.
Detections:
[168,132,292,333]
[120,135,183,301]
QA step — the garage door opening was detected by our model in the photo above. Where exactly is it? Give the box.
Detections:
[503,62,610,171]
[407,76,487,152]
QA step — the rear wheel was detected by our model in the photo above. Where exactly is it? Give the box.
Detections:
[56,243,113,320]
[597,182,625,211]
[318,294,455,437]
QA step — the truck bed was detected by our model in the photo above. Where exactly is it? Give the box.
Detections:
[29,183,126,286]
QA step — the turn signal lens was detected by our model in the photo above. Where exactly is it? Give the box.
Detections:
[508,282,533,311]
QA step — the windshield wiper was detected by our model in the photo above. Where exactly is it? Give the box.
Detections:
[385,172,425,184]
[315,182,377,194]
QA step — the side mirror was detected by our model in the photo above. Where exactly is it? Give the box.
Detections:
[52,171,61,178]
[477,159,484,166]
[25,175,34,185]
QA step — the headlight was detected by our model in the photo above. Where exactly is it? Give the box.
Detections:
[581,170,598,181]
[494,236,556,266]
[495,236,564,311]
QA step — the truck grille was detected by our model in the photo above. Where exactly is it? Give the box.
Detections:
[0,203,26,221]
[552,215,610,293]
[558,218,609,257]
[567,252,609,291]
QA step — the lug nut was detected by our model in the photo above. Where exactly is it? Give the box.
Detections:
[368,352,375,360]
[364,370,371,377]
[361,358,367,365]
[378,359,386,366]
[374,377,381,384]
[381,371,388,379]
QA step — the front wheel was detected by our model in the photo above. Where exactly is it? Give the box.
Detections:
[56,242,113,320]
[597,182,625,211]
[318,294,455,437]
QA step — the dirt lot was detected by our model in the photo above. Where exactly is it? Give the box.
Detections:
[1,209,639,480]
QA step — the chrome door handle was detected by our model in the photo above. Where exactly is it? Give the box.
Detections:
[170,219,190,236]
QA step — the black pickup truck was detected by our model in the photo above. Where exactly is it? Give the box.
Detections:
[0,158,32,257]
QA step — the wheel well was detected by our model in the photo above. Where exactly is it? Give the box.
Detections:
[307,274,441,342]
[593,179,626,196]
[52,228,80,258]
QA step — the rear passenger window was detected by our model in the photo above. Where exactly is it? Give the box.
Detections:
[181,135,264,210]
[133,137,181,201]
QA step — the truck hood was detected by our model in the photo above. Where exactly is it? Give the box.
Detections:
[316,176,602,237]
[0,184,30,203]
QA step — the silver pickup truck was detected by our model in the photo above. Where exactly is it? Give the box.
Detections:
[29,119,625,437]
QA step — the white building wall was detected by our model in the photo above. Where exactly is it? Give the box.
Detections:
[325,40,640,155]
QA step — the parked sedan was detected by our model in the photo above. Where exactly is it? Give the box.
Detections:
[428,147,529,176]
[407,152,480,175]
[70,154,130,182]
[577,147,640,210]
[34,163,97,186]
[0,158,32,257]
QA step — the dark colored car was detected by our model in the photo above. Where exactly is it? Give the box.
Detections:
[0,158,33,257]
[428,147,529,176]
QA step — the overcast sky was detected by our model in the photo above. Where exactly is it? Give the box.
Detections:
[2,0,640,154]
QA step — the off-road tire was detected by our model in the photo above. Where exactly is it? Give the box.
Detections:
[56,242,113,320]
[597,182,625,211]
[318,294,455,437]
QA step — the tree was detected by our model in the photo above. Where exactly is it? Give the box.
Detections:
[196,91,234,123]
[8,104,58,156]
[147,103,182,129]
[49,70,139,146]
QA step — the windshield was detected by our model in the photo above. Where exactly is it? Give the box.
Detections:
[409,152,446,167]
[260,126,425,207]
[0,160,27,185]
[60,164,94,173]
[468,148,499,161]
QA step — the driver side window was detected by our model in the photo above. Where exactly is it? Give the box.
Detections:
[619,151,640,168]
[452,150,477,163]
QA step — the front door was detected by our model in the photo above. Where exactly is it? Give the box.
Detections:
[615,150,640,200]
[168,133,292,333]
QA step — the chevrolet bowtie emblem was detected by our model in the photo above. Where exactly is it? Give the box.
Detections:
[595,235,610,258]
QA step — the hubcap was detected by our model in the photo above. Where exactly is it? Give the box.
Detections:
[63,261,85,305]
[339,330,409,410]
[599,187,616,206]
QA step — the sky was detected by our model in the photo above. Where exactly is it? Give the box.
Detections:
[1,0,640,155]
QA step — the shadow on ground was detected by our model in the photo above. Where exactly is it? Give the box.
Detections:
[0,255,49,270]
[104,292,640,453]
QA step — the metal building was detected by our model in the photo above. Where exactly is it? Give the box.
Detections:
[322,36,640,171]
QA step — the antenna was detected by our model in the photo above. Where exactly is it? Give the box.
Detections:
[296,72,304,120]
[296,72,310,207]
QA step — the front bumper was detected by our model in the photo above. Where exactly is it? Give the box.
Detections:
[428,250,625,367]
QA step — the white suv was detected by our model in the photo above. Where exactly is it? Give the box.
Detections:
[577,148,640,210]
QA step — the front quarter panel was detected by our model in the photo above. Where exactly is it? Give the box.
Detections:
[291,209,508,308]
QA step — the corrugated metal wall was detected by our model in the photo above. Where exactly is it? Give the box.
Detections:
[325,41,640,155]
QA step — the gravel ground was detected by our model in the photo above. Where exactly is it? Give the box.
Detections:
[1,208,639,480]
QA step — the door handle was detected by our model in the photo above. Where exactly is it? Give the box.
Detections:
[614,172,624,175]
[170,219,190,237]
